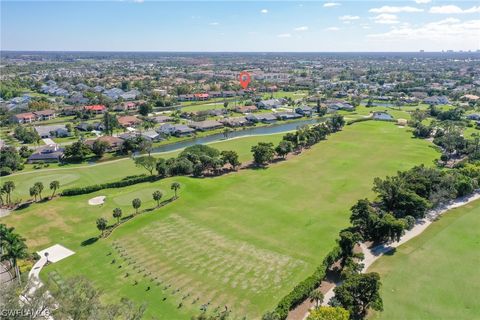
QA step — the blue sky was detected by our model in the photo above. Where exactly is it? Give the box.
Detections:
[1,1,479,51]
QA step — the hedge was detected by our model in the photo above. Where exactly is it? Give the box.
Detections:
[271,245,342,319]
[62,174,161,196]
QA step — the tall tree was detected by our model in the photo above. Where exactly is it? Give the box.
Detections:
[50,180,60,198]
[171,182,181,198]
[251,142,275,165]
[34,182,44,200]
[309,290,324,308]
[134,156,157,175]
[132,198,142,214]
[1,230,28,284]
[332,273,383,319]
[152,191,163,207]
[96,218,108,236]
[112,208,122,224]
[2,181,15,205]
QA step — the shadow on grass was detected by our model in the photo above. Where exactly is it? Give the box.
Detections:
[81,237,99,246]
[384,248,397,256]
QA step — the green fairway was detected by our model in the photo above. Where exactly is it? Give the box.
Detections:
[2,133,285,201]
[367,199,480,320]
[1,122,439,319]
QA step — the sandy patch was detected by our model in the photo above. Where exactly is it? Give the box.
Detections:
[88,196,105,205]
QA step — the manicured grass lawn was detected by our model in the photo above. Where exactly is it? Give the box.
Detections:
[1,122,439,319]
[180,102,225,113]
[3,133,285,201]
[262,90,308,100]
[368,199,480,320]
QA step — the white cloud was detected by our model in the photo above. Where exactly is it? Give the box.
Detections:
[209,22,219,26]
[372,14,400,24]
[339,15,360,21]
[414,0,431,3]
[325,27,341,31]
[277,33,292,38]
[133,0,144,3]
[324,2,340,8]
[294,26,309,31]
[367,18,480,50]
[429,5,480,14]
[369,6,423,13]
[260,9,268,14]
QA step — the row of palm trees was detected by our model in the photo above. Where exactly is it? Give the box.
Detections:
[0,180,60,207]
[0,224,29,285]
[96,182,181,236]
[29,180,60,202]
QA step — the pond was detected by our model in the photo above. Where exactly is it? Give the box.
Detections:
[149,118,323,154]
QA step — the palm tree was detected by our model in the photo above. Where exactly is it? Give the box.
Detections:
[171,182,180,198]
[309,290,324,308]
[34,182,44,201]
[96,218,108,237]
[0,187,5,206]
[132,198,141,215]
[2,181,15,205]
[29,186,39,202]
[49,180,60,198]
[112,208,122,224]
[152,191,163,207]
[2,232,28,285]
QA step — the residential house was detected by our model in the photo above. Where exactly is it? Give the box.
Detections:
[295,106,313,116]
[256,99,284,109]
[33,109,56,121]
[118,115,142,128]
[246,113,277,123]
[275,112,302,120]
[235,105,258,114]
[12,112,36,123]
[27,144,64,163]
[84,105,107,114]
[120,90,140,101]
[157,124,195,137]
[35,125,70,138]
[327,102,355,111]
[189,120,224,131]
[423,96,450,105]
[220,117,250,127]
[151,115,172,123]
[467,114,480,120]
[85,136,124,152]
[194,93,209,101]
[139,130,162,141]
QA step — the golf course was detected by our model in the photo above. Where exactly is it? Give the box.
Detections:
[0,121,440,318]
[367,198,480,320]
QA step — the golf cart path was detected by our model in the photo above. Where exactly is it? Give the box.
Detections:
[293,191,480,320]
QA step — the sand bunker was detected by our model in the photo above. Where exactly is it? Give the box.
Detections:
[88,196,105,205]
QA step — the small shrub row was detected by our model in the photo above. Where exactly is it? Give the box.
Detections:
[62,175,160,196]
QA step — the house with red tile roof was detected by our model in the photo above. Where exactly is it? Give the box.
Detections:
[84,105,107,114]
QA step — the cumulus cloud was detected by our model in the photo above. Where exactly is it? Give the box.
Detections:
[414,0,431,3]
[260,9,268,14]
[324,2,341,8]
[367,18,480,50]
[294,26,309,31]
[339,15,360,21]
[372,14,400,24]
[369,6,423,13]
[325,27,341,31]
[429,5,480,14]
[277,33,292,38]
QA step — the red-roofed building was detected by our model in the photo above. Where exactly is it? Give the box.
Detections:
[194,93,209,101]
[12,112,36,123]
[84,105,107,114]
